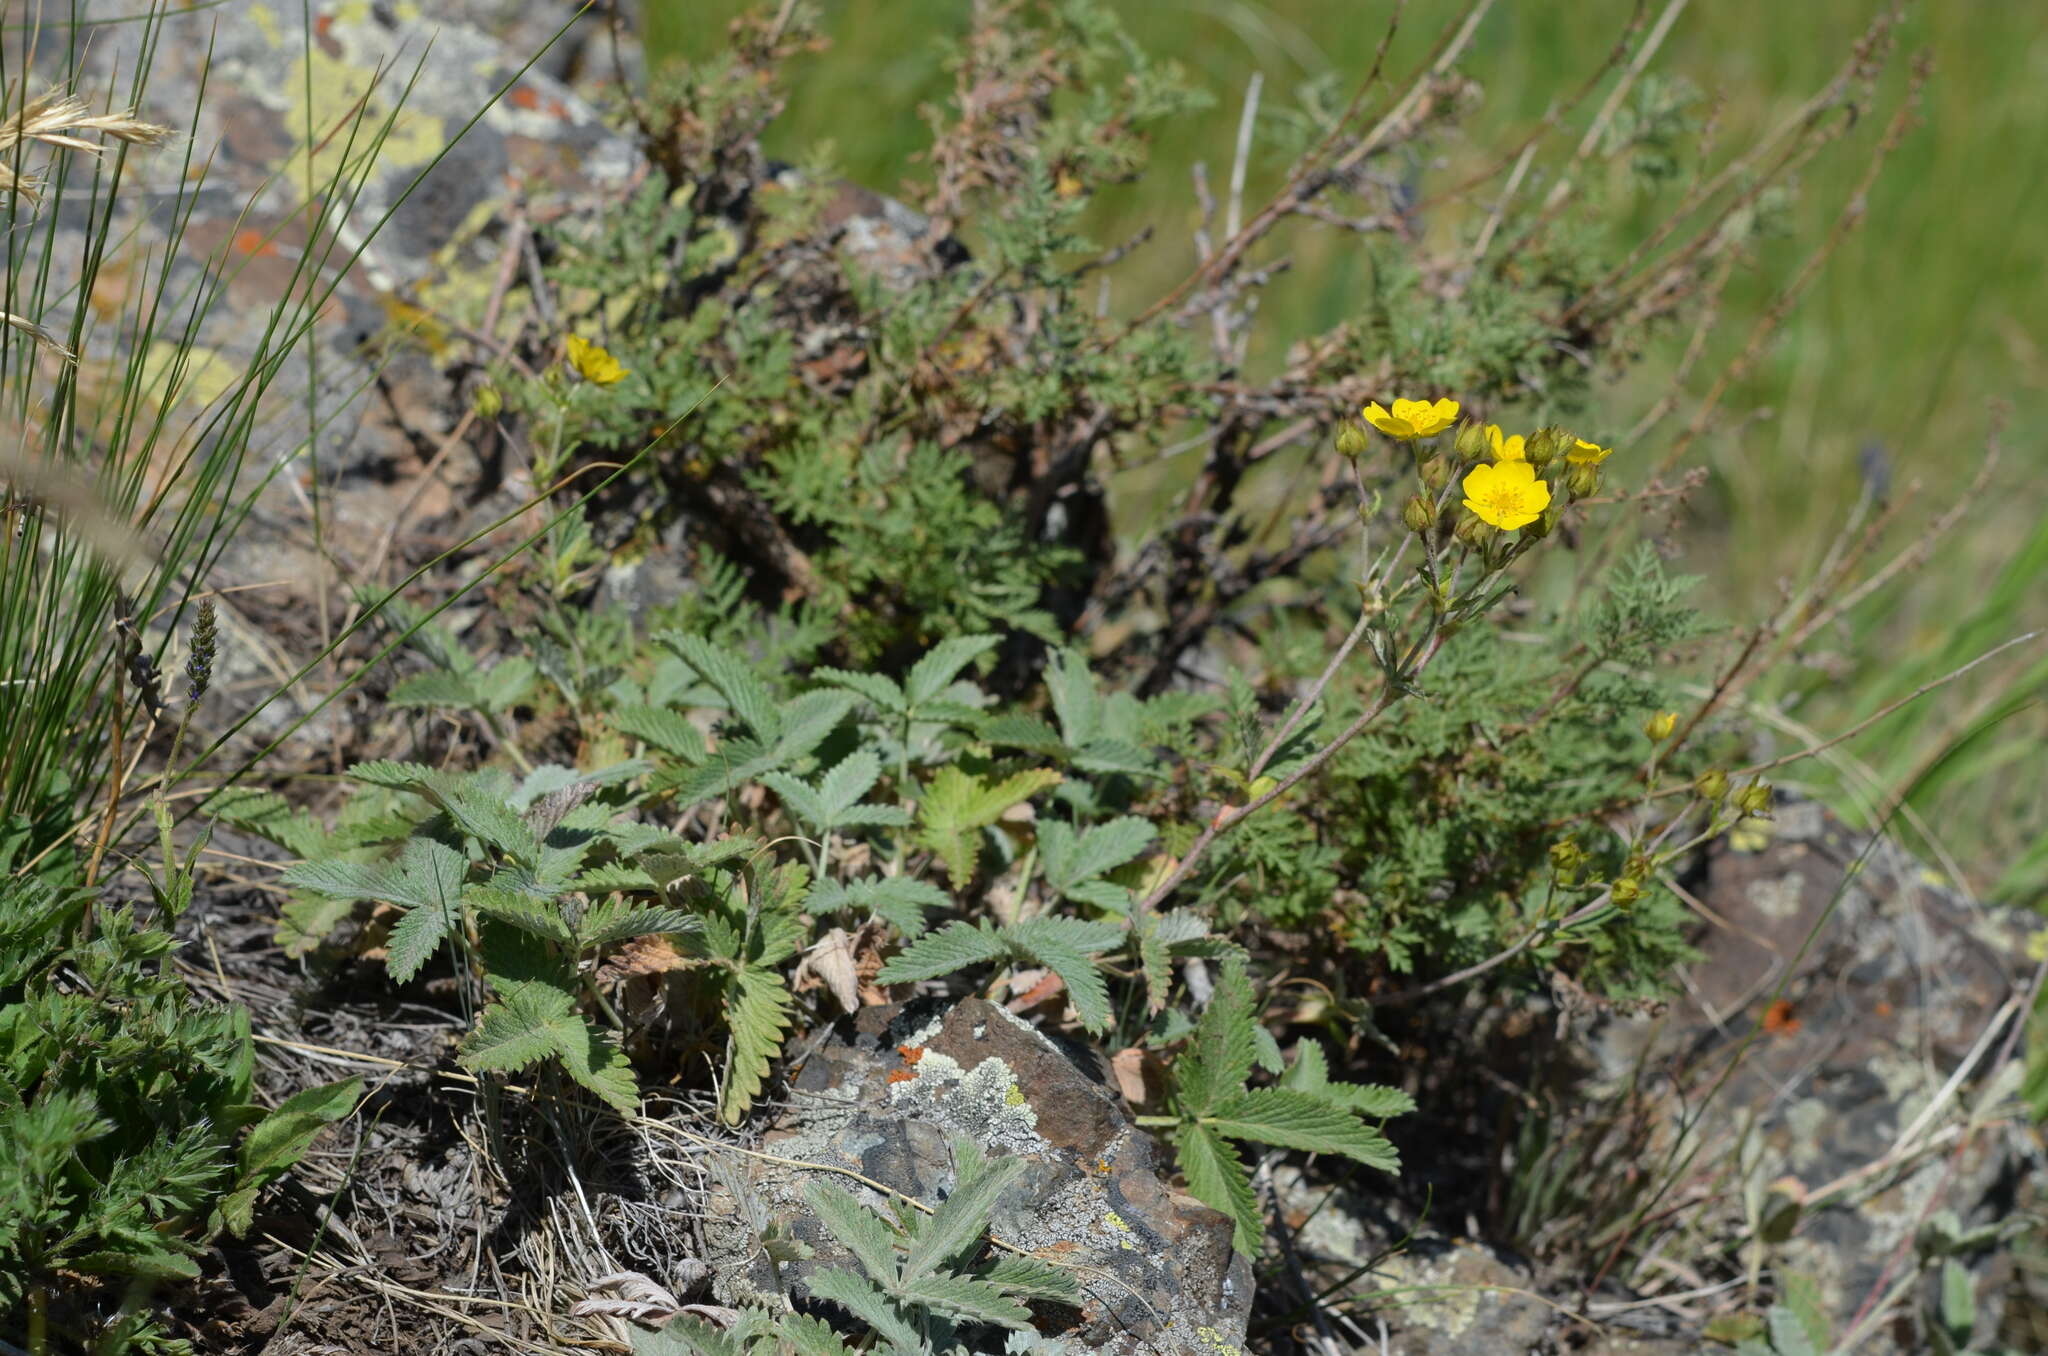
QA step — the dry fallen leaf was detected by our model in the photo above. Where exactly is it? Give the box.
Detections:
[796,927,861,1014]
[1110,1046,1165,1109]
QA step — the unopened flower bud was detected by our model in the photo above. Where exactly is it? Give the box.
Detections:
[1609,876,1642,909]
[1566,462,1601,500]
[1737,780,1773,818]
[1420,456,1450,491]
[1643,710,1677,741]
[1454,421,1488,461]
[1335,420,1369,460]
[1453,511,1494,549]
[1550,839,1586,882]
[1523,503,1559,541]
[1402,495,1434,534]
[1695,768,1730,802]
[473,382,504,419]
[1525,426,1560,468]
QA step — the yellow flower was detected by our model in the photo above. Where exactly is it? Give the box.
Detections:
[566,334,628,386]
[1567,438,1614,466]
[1643,710,1677,740]
[1363,396,1459,440]
[1485,424,1526,462]
[1461,459,1552,531]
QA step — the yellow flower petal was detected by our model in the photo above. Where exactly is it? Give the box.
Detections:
[1567,438,1613,465]
[1363,400,1419,439]
[1462,458,1551,530]
[566,334,628,386]
[1485,424,1526,462]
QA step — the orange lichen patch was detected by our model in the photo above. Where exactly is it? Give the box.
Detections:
[509,85,542,111]
[895,1044,926,1065]
[231,227,281,259]
[886,1068,918,1085]
[1874,999,1893,1018]
[1762,999,1800,1036]
[314,13,333,38]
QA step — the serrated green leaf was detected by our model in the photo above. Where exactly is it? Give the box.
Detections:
[574,901,704,947]
[811,875,949,937]
[895,1272,1032,1327]
[348,759,436,790]
[1038,815,1154,897]
[459,981,637,1111]
[1176,1120,1261,1256]
[465,884,574,944]
[818,749,883,817]
[665,633,780,737]
[1176,959,1257,1119]
[978,713,1067,755]
[771,690,858,764]
[219,1077,361,1236]
[782,1314,859,1356]
[814,667,908,714]
[721,965,793,1124]
[612,705,708,761]
[835,803,914,829]
[978,1253,1082,1303]
[917,766,1063,886]
[1005,917,1120,1033]
[1044,649,1099,747]
[385,900,453,982]
[419,773,537,859]
[900,1147,1024,1282]
[760,770,831,831]
[1204,1089,1401,1171]
[472,656,536,712]
[277,858,400,902]
[804,1270,924,1352]
[877,919,1008,984]
[205,788,327,857]
[805,1182,902,1284]
[905,634,1001,707]
[388,671,481,709]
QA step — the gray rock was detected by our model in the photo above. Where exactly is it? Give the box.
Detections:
[700,998,1254,1355]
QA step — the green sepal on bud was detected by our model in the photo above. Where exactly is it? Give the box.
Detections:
[1695,768,1730,802]
[1549,838,1586,884]
[1525,426,1561,468]
[1335,420,1370,460]
[1566,462,1601,501]
[1454,420,1488,461]
[1420,456,1451,492]
[1609,876,1643,909]
[473,382,504,419]
[1737,780,1774,818]
[1402,495,1435,535]
[1523,502,1561,541]
[1643,710,1677,741]
[1453,511,1494,549]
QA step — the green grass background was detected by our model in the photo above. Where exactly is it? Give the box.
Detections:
[647,1,2048,894]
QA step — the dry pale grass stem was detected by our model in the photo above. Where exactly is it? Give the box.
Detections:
[0,89,173,202]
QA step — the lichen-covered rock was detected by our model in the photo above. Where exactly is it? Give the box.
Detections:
[1588,799,2038,1353]
[699,998,1254,1355]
